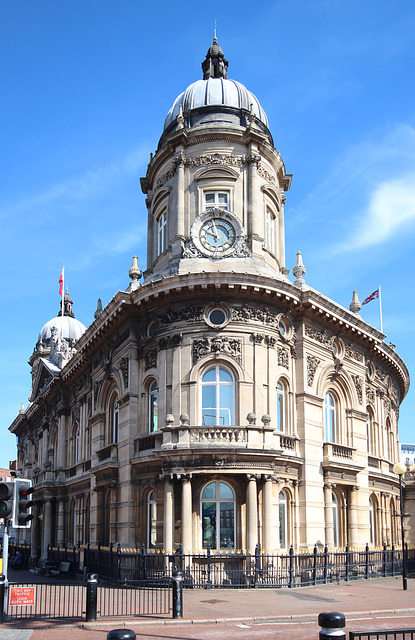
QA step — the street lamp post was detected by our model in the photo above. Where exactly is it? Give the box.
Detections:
[393,462,407,591]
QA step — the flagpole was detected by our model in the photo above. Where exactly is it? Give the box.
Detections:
[379,284,383,334]
[61,266,65,317]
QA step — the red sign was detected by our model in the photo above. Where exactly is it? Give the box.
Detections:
[9,586,36,606]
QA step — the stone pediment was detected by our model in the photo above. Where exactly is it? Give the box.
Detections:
[30,357,60,402]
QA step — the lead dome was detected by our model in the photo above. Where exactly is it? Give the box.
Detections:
[160,37,271,147]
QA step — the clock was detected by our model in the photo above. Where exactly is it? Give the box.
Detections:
[189,208,245,259]
[199,218,236,252]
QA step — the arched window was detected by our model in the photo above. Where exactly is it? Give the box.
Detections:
[265,208,276,253]
[201,365,234,426]
[149,381,158,433]
[201,481,235,549]
[369,497,375,545]
[324,392,338,443]
[148,491,157,549]
[366,409,374,454]
[112,400,119,444]
[332,492,340,548]
[157,211,168,255]
[74,424,80,463]
[279,490,288,549]
[277,380,287,432]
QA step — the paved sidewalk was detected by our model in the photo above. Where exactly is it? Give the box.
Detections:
[2,576,414,639]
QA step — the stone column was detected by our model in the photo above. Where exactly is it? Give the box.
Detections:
[56,499,66,545]
[43,498,53,559]
[175,150,185,238]
[246,474,258,553]
[348,486,359,547]
[324,483,334,548]
[263,475,274,552]
[181,476,192,552]
[163,478,174,553]
[247,151,261,239]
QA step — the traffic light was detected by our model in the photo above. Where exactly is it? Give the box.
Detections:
[13,478,34,528]
[0,482,14,519]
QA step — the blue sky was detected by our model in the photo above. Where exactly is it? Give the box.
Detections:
[1,1,415,467]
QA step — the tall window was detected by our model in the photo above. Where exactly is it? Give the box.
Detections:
[201,481,235,549]
[279,490,288,548]
[369,497,375,545]
[204,191,229,210]
[111,400,119,444]
[265,208,276,253]
[149,381,158,433]
[367,409,374,454]
[148,491,157,549]
[157,211,167,255]
[277,380,287,432]
[324,392,337,443]
[73,424,80,464]
[201,365,234,426]
[332,493,340,548]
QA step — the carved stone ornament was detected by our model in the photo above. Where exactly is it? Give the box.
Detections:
[351,374,363,404]
[251,333,265,344]
[278,347,289,369]
[185,153,244,167]
[306,354,321,386]
[119,357,129,388]
[154,306,204,328]
[192,337,242,364]
[345,345,364,362]
[72,405,81,425]
[305,325,334,348]
[145,349,157,370]
[366,385,376,406]
[93,380,100,410]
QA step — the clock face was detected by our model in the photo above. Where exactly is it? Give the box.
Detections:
[199,218,236,252]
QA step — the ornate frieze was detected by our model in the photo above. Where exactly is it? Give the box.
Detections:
[154,306,204,328]
[256,163,276,184]
[185,153,244,167]
[111,329,129,352]
[93,381,100,410]
[351,374,363,404]
[305,325,333,347]
[145,349,157,370]
[72,405,81,425]
[155,166,177,190]
[345,345,364,362]
[306,354,321,386]
[192,337,242,364]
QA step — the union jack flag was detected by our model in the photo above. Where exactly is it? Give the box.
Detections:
[362,289,379,305]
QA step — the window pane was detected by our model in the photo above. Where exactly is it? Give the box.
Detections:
[218,193,228,204]
[202,502,216,549]
[220,502,234,547]
[205,193,215,204]
[202,368,216,382]
[202,482,216,499]
[219,367,232,382]
[219,482,234,499]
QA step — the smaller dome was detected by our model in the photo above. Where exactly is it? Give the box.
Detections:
[38,315,86,344]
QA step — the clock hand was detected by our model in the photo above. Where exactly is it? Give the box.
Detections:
[211,220,220,239]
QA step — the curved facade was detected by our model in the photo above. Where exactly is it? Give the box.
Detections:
[10,39,409,559]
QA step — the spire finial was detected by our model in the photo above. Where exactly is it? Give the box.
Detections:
[349,290,362,315]
[214,20,217,42]
[202,34,228,79]
[128,255,142,291]
[293,251,307,288]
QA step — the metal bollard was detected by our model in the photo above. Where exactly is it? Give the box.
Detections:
[107,630,136,640]
[0,574,5,624]
[318,612,346,640]
[171,569,183,618]
[85,573,98,622]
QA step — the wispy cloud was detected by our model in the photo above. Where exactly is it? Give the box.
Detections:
[0,146,151,223]
[344,173,415,250]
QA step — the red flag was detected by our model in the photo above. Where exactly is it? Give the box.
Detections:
[59,268,64,296]
[362,289,379,305]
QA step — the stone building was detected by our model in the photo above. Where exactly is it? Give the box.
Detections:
[9,39,410,560]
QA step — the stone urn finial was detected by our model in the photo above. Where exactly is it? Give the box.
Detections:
[128,256,142,291]
[261,414,271,426]
[293,251,306,287]
[165,414,175,426]
[246,412,256,425]
[349,290,362,315]
[180,413,190,425]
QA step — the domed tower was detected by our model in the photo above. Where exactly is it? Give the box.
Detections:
[29,290,86,401]
[141,37,291,282]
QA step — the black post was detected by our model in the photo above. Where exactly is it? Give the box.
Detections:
[288,545,294,588]
[318,612,346,640]
[345,544,350,582]
[85,573,98,622]
[0,574,5,624]
[206,544,212,589]
[398,473,408,590]
[172,570,183,618]
[254,544,260,588]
